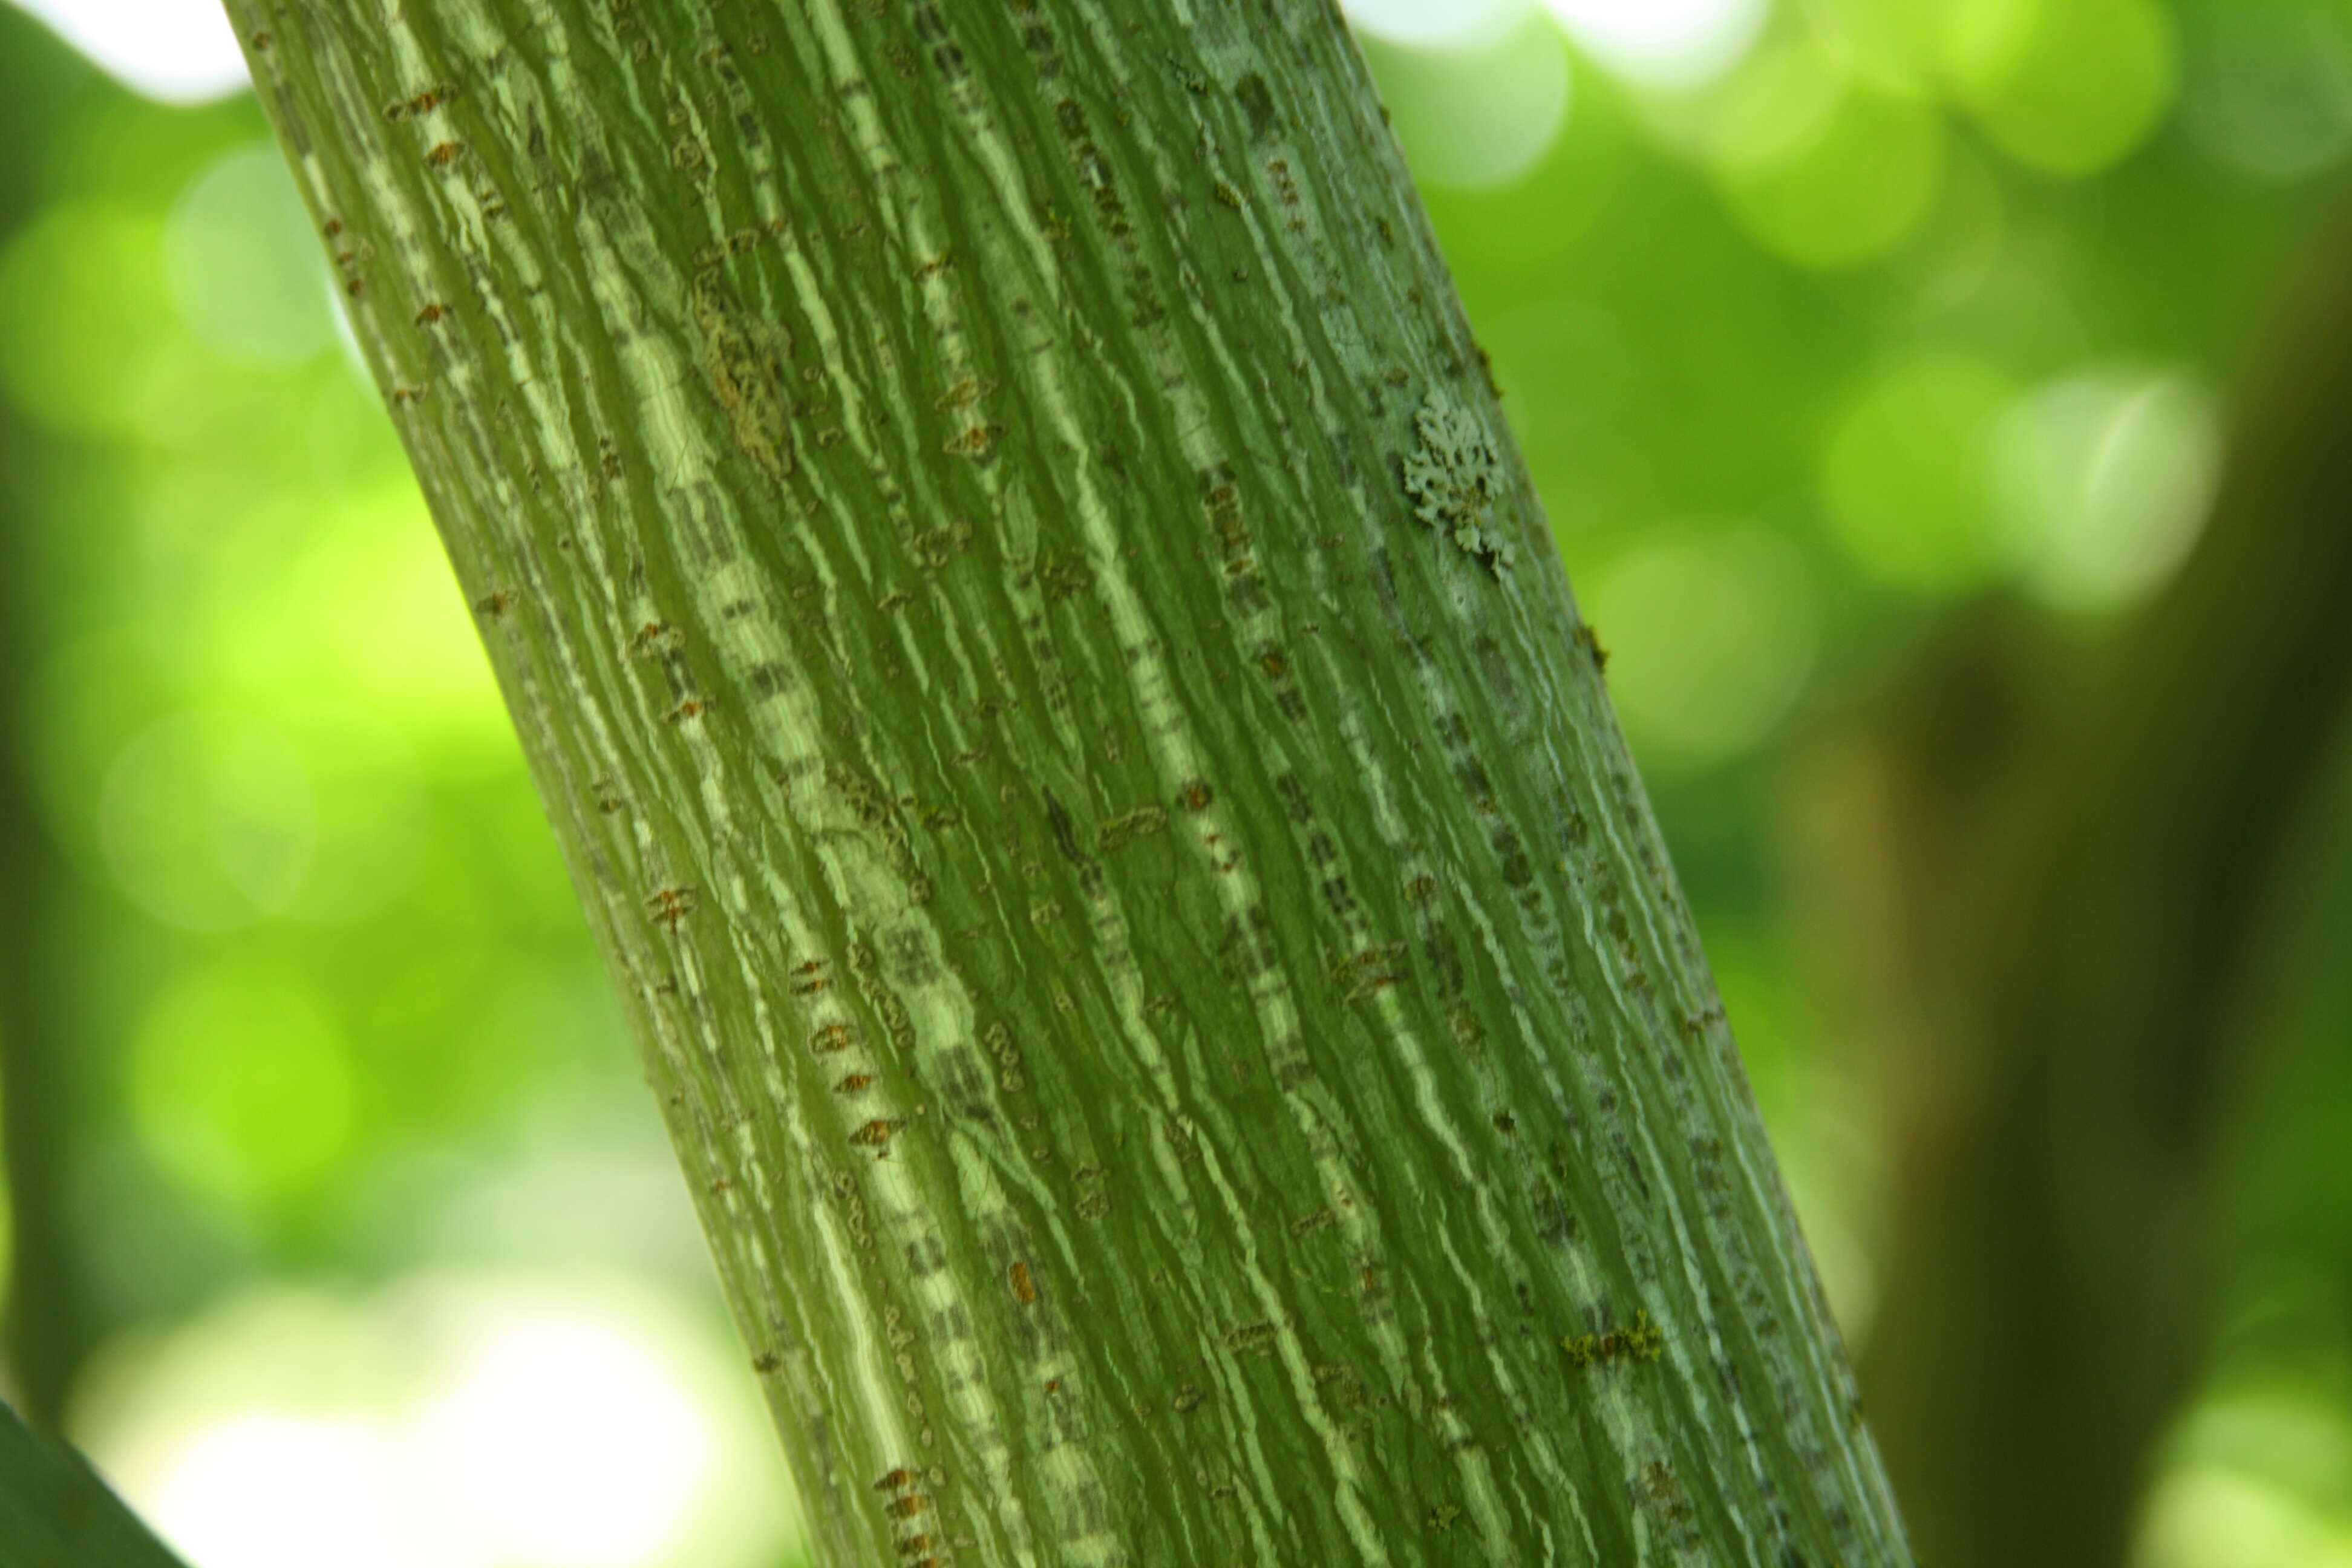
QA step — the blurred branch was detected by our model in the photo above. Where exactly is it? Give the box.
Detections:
[0,650,94,1429]
[1834,205,2352,1568]
[0,1398,188,1568]
[0,6,104,1427]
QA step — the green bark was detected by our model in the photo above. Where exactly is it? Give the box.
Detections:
[227,3,1911,1564]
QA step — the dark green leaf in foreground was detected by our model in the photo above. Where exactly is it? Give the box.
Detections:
[0,1400,187,1568]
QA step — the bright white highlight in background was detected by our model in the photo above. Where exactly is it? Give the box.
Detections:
[6,0,250,103]
[1996,368,2224,613]
[1345,0,1768,86]
[28,0,1774,113]
[1341,0,1530,50]
[416,1319,714,1568]
[145,1417,425,1568]
[1539,0,1771,86]
[1368,13,1573,189]
[74,1275,797,1568]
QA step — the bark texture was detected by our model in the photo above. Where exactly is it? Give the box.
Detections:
[227,3,1910,1564]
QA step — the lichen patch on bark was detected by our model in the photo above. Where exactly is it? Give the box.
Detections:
[1402,391,1514,573]
[691,267,793,480]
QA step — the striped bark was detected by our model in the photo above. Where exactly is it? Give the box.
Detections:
[226,3,1913,1565]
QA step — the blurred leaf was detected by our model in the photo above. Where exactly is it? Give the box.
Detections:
[0,1399,186,1568]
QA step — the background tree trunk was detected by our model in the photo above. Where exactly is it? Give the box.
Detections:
[226,2,1912,1564]
[1821,212,2352,1568]
[0,4,111,1430]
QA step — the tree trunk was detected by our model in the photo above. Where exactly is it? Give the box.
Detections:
[226,3,1911,1564]
[1839,211,2352,1568]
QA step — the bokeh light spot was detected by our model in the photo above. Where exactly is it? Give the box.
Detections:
[1942,0,2179,176]
[166,143,335,365]
[2138,1471,2352,1568]
[6,0,251,104]
[417,1319,714,1568]
[1360,11,1572,190]
[1719,78,1945,268]
[99,711,316,932]
[144,1416,423,1568]
[1588,526,1818,771]
[74,1276,799,1568]
[1702,36,1844,174]
[1541,0,1770,87]
[1342,0,1530,50]
[128,959,358,1210]
[1800,0,1941,94]
[1995,368,2223,613]
[1821,349,2022,592]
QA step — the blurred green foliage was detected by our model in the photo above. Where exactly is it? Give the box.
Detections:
[0,0,2348,1564]
[0,0,694,1453]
